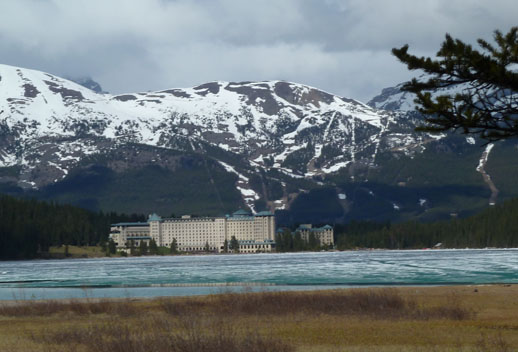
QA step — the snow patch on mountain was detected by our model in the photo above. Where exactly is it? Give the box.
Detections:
[322,161,351,174]
[476,143,499,205]
[217,160,259,213]
[476,144,495,172]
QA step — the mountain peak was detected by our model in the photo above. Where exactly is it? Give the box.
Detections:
[68,76,107,94]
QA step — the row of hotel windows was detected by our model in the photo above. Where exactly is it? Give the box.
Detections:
[177,246,220,251]
[117,242,241,252]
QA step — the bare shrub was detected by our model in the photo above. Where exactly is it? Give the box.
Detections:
[1,289,474,322]
[153,289,474,321]
[0,300,65,317]
[34,316,294,352]
[475,332,512,352]
[203,289,416,319]
[416,293,475,321]
[158,298,207,316]
[420,304,474,321]
[0,298,139,317]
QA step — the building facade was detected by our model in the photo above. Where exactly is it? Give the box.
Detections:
[296,224,334,246]
[109,222,151,248]
[110,210,275,253]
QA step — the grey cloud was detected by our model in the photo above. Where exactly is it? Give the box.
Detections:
[0,0,515,102]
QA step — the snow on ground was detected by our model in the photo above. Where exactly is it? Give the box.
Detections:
[321,161,351,174]
[217,161,259,213]
[370,113,395,166]
[307,111,337,171]
[273,142,307,167]
[427,133,447,140]
[277,168,304,179]
[273,199,286,210]
[476,144,495,172]
[217,161,247,180]
[0,151,17,167]
[47,161,68,179]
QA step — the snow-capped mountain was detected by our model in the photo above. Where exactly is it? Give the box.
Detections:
[367,74,472,112]
[1,63,515,222]
[0,63,424,187]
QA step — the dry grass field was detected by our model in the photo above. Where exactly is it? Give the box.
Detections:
[0,285,517,351]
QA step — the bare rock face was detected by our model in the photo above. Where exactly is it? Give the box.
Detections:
[68,76,106,94]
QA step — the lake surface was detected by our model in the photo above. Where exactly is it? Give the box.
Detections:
[1,249,517,300]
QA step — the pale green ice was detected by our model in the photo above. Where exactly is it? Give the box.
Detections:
[0,249,517,300]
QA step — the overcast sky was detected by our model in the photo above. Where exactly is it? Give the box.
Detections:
[0,0,516,102]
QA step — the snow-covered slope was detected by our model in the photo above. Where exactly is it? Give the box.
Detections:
[367,78,517,208]
[367,75,469,112]
[0,63,428,188]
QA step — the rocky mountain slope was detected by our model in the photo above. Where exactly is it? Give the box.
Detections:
[0,64,516,223]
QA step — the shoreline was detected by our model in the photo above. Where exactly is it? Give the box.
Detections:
[4,246,518,262]
[1,283,516,304]
[0,283,518,306]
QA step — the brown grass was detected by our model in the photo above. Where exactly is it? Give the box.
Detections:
[0,285,517,352]
[474,332,512,352]
[0,297,138,317]
[35,316,293,352]
[1,289,472,321]
[159,289,473,320]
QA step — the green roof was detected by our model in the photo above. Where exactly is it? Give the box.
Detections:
[233,209,250,216]
[148,213,162,222]
[255,211,274,216]
[111,222,148,227]
[295,224,333,232]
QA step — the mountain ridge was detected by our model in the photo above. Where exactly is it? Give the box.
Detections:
[0,63,411,191]
[1,63,517,223]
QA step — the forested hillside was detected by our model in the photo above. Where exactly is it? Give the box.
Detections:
[2,193,517,260]
[0,195,142,260]
[336,198,518,249]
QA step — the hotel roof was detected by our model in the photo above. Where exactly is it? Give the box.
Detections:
[255,211,274,216]
[296,224,333,232]
[148,213,162,221]
[111,222,149,227]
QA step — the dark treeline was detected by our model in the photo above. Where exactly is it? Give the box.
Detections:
[275,229,330,252]
[0,195,145,260]
[3,194,517,259]
[336,198,518,249]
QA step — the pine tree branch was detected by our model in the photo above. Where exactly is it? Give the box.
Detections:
[392,27,518,141]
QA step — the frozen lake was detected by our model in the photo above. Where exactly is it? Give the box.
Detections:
[1,249,517,300]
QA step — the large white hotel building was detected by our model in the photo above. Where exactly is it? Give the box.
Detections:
[110,210,276,253]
